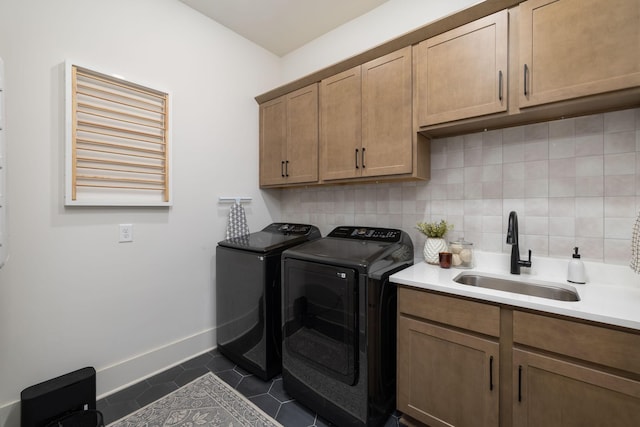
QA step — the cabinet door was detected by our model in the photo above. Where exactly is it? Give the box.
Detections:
[416,10,508,126]
[320,66,362,181]
[286,84,318,184]
[259,96,287,186]
[513,349,640,427]
[519,0,640,108]
[397,315,499,427]
[362,46,413,177]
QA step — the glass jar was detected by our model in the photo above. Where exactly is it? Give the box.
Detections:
[449,238,474,269]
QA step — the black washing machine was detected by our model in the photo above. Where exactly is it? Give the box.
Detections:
[216,223,320,380]
[281,226,414,427]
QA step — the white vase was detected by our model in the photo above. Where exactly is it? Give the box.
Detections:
[423,237,448,264]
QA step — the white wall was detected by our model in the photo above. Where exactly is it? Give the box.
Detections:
[281,0,479,82]
[0,0,282,423]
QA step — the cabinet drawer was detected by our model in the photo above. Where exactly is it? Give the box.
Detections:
[398,286,500,337]
[513,311,640,375]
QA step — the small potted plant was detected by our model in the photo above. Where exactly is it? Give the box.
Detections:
[417,219,453,264]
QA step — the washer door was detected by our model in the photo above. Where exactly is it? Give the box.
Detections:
[283,258,358,385]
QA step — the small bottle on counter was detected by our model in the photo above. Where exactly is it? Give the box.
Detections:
[567,247,586,284]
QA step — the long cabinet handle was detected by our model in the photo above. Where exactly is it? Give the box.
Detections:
[281,160,285,177]
[285,160,289,177]
[498,71,503,102]
[489,356,494,391]
[523,64,529,97]
[361,147,366,169]
[518,365,523,402]
[355,148,359,169]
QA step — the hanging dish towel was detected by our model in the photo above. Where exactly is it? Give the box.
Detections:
[631,211,640,273]
[226,203,250,239]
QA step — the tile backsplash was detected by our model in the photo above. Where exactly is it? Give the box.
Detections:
[280,107,640,265]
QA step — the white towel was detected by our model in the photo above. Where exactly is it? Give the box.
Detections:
[631,211,640,273]
[226,203,250,239]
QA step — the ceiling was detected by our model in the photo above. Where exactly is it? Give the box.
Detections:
[179,0,389,56]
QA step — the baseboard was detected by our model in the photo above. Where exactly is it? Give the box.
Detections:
[0,327,216,427]
[96,327,216,398]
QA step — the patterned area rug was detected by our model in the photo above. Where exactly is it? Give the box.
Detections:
[108,372,282,427]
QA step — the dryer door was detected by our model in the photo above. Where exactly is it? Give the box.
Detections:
[283,258,358,385]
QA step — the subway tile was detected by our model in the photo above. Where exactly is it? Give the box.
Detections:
[604,131,636,154]
[464,166,482,182]
[503,162,524,181]
[575,155,603,177]
[575,134,604,156]
[525,216,549,235]
[431,152,447,170]
[604,196,636,217]
[483,164,502,182]
[605,217,634,239]
[464,182,483,199]
[575,237,604,261]
[575,197,603,217]
[446,149,464,168]
[549,138,575,159]
[503,139,524,163]
[524,234,549,256]
[525,160,548,180]
[575,217,604,238]
[447,199,464,215]
[549,158,575,178]
[549,118,575,139]
[503,180,526,199]
[447,168,464,184]
[447,183,464,199]
[482,182,503,199]
[464,132,483,149]
[604,238,630,265]
[604,109,636,133]
[575,113,604,136]
[524,122,549,141]
[524,179,549,198]
[549,217,575,237]
[605,153,636,176]
[549,236,576,258]
[464,215,483,233]
[483,146,503,165]
[524,140,549,161]
[482,215,503,233]
[549,197,575,217]
[575,176,604,197]
[483,199,503,215]
[549,178,576,197]
[481,232,503,252]
[448,136,464,151]
[604,175,635,196]
[464,148,483,166]
[525,198,549,216]
[483,129,503,147]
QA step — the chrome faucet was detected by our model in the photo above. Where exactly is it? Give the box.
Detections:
[506,211,531,275]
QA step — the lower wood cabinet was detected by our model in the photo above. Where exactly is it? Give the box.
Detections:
[397,315,499,427]
[513,349,640,427]
[397,286,640,427]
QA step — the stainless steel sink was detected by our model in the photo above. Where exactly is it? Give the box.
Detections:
[453,272,580,301]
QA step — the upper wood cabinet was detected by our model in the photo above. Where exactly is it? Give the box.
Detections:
[320,46,414,182]
[519,0,640,108]
[259,84,318,187]
[416,10,509,127]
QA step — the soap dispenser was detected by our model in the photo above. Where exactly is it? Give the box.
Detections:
[567,247,586,284]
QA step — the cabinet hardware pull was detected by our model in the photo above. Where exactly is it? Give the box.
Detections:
[281,160,285,177]
[498,71,503,102]
[361,147,366,169]
[518,365,523,402]
[489,356,494,391]
[355,148,359,169]
[285,160,289,177]
[523,64,529,97]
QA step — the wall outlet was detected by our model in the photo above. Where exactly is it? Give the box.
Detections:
[119,224,133,242]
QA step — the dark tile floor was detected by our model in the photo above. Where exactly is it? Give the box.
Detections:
[97,349,402,427]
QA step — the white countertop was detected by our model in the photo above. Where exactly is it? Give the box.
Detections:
[390,251,640,331]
